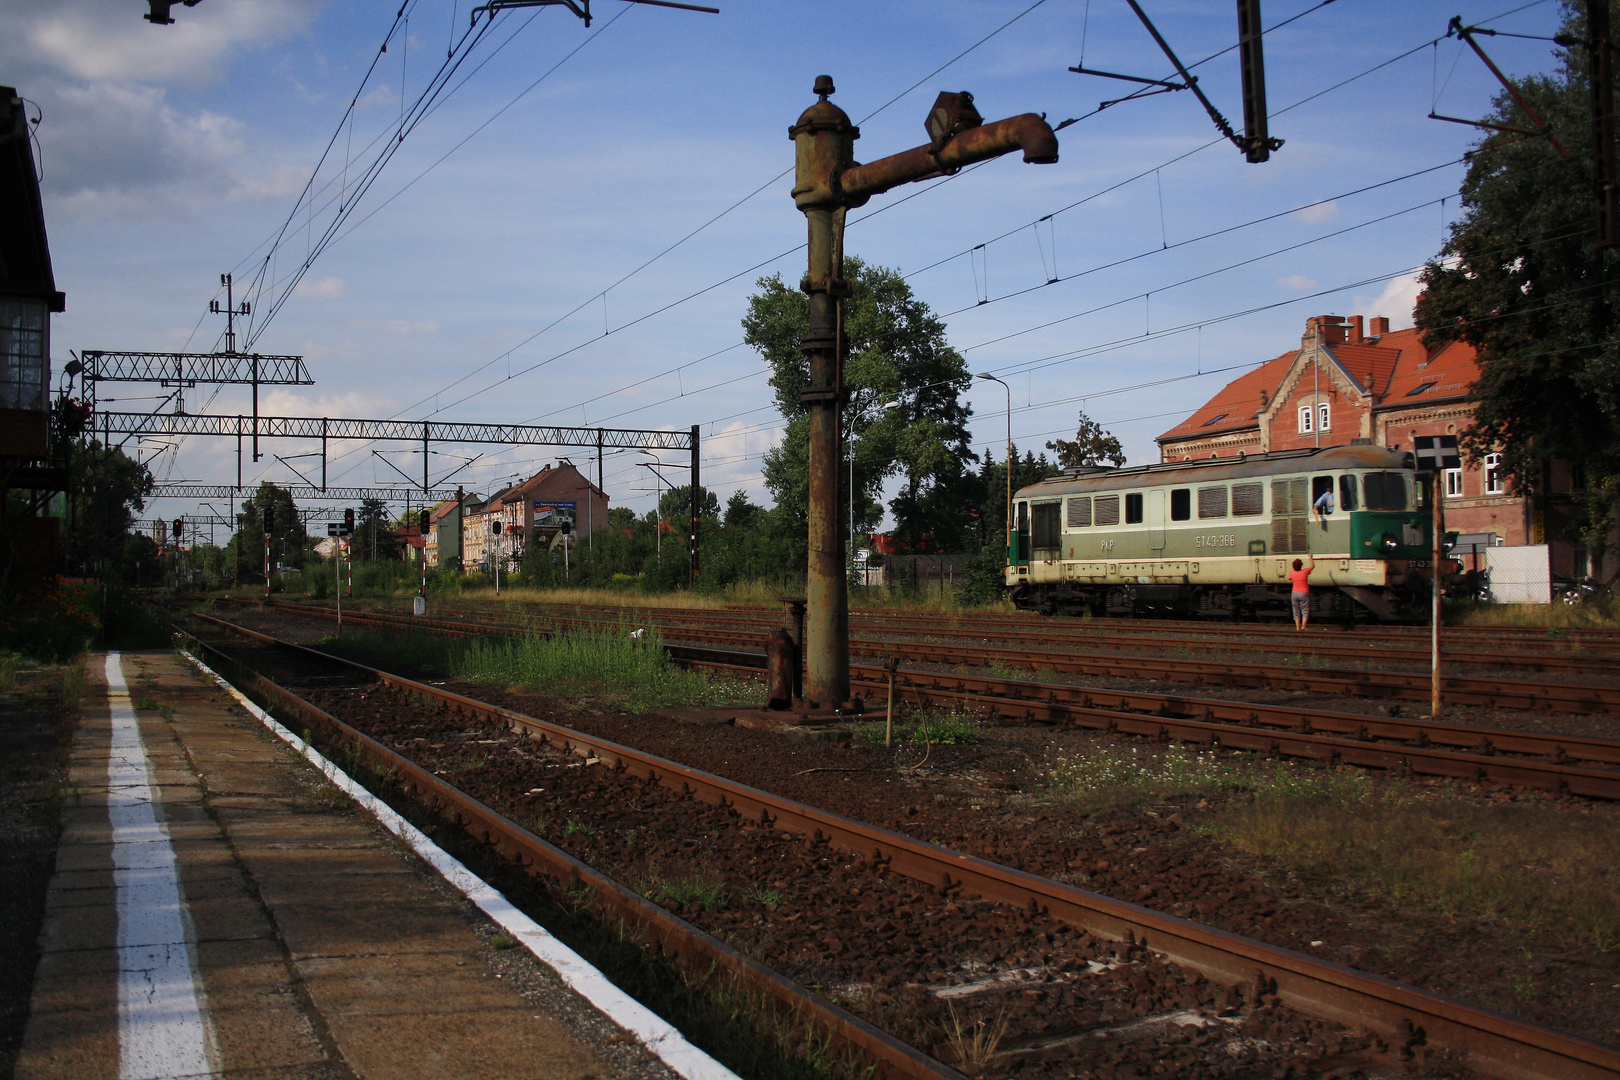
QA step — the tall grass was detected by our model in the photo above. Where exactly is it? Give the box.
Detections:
[454,626,758,711]
[1449,596,1619,629]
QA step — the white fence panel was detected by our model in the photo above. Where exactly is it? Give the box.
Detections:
[1485,544,1550,604]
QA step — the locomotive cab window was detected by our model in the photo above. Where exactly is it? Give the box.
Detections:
[1123,492,1143,524]
[1312,475,1334,514]
[1362,472,1407,510]
[1338,474,1359,512]
[1170,488,1191,521]
[1016,502,1030,563]
[1031,502,1062,551]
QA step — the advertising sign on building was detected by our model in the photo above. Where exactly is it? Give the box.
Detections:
[533,501,576,528]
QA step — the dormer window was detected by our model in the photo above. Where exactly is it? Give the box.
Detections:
[1406,381,1436,397]
[1201,412,1228,427]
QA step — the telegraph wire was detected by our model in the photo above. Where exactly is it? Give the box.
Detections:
[288,1,1555,495]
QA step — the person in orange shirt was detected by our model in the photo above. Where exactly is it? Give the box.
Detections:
[1289,555,1316,630]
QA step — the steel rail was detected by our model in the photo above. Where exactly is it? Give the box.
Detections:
[205,598,1620,783]
[183,611,1620,1080]
[312,598,1620,715]
[377,598,1619,675]
[395,599,1620,676]
[174,621,966,1080]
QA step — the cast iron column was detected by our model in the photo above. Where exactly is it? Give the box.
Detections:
[790,78,858,707]
[789,75,1057,709]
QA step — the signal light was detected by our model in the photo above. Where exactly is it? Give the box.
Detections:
[419,510,430,532]
[343,508,355,535]
[263,505,274,532]
[172,519,184,538]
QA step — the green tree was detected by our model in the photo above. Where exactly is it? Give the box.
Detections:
[355,497,395,561]
[230,483,306,584]
[1414,1,1620,571]
[656,484,720,525]
[742,257,976,549]
[62,439,154,579]
[1046,410,1125,470]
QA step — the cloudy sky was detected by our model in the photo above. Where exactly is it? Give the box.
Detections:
[7,0,1569,526]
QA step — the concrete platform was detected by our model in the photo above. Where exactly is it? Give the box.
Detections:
[14,650,712,1080]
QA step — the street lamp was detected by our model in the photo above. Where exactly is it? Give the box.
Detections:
[975,373,1012,554]
[850,400,900,581]
[638,459,674,561]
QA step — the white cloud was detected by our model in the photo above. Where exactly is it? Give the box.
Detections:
[1293,200,1338,224]
[9,0,314,85]
[1276,274,1318,291]
[295,276,349,299]
[4,0,317,218]
[1355,272,1423,329]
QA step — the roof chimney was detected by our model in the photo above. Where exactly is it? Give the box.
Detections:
[1304,314,1348,347]
[1348,315,1364,345]
[1368,316,1390,339]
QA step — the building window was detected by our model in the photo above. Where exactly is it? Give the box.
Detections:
[1444,468,1463,497]
[1484,452,1504,494]
[1319,402,1330,430]
[1298,405,1312,433]
[0,298,49,412]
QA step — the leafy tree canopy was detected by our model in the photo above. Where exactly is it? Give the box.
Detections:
[64,439,154,578]
[1414,0,1620,560]
[1046,410,1126,470]
[742,257,975,546]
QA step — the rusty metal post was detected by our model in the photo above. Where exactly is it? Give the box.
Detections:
[1431,474,1443,719]
[791,77,859,708]
[765,629,796,710]
[789,76,1057,710]
[781,596,807,702]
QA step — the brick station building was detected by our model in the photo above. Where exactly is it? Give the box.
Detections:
[1157,314,1587,577]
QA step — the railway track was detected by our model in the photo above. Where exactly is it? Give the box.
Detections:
[212,594,1620,719]
[178,611,1620,1080]
[199,599,1620,799]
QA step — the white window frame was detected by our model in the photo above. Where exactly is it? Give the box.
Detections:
[1444,467,1464,498]
[1318,402,1330,430]
[1298,405,1313,433]
[1484,452,1504,495]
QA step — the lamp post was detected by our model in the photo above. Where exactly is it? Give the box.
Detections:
[976,373,1013,554]
[791,77,1056,707]
[638,459,673,561]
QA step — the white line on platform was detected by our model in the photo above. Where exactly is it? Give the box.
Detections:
[106,652,216,1080]
[180,647,742,1080]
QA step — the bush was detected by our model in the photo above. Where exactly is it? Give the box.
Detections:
[0,579,100,661]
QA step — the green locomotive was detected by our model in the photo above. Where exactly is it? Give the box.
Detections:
[1003,445,1444,621]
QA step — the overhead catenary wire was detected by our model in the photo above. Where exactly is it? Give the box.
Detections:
[243,0,1555,498]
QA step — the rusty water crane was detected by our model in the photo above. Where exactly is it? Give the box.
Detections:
[790,76,1057,708]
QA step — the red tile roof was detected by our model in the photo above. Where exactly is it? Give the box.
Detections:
[1159,351,1293,442]
[1159,321,1482,445]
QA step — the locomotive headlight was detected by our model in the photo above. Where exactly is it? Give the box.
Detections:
[1380,532,1399,553]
